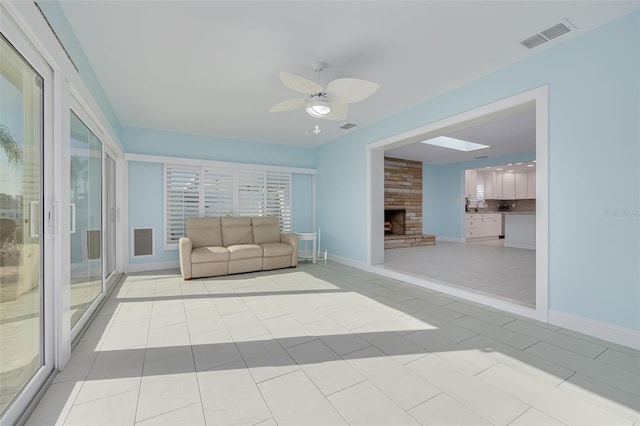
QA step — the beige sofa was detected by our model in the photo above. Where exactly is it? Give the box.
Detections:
[178,216,299,280]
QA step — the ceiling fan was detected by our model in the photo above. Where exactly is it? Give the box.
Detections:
[269,62,379,121]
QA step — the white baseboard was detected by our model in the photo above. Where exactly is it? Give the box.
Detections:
[436,236,466,243]
[549,310,640,351]
[127,260,179,274]
[326,253,371,271]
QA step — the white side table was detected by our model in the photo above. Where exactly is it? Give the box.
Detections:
[296,232,317,264]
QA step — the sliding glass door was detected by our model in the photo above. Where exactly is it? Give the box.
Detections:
[69,112,103,329]
[0,34,44,416]
[104,152,117,284]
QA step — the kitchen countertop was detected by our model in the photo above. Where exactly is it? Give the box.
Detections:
[466,211,535,214]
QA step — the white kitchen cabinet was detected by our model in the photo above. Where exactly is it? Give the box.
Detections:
[465,213,501,240]
[483,171,493,199]
[492,172,503,199]
[527,171,536,199]
[465,169,477,198]
[502,172,516,199]
[515,172,528,199]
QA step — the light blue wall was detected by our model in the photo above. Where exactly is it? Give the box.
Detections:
[35,1,121,138]
[127,161,176,265]
[292,173,314,233]
[316,12,639,330]
[122,126,314,168]
[124,127,316,265]
[423,152,535,239]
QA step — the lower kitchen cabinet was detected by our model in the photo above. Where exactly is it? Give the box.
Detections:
[465,213,501,240]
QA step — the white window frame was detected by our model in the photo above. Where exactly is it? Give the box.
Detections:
[129,154,313,251]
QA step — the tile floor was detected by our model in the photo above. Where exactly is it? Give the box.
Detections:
[26,261,639,425]
[383,240,536,307]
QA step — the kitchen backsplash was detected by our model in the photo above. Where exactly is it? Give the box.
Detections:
[475,199,536,212]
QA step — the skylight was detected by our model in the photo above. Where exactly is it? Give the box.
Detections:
[421,136,490,152]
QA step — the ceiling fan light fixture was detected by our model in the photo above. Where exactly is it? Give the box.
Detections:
[306,100,331,118]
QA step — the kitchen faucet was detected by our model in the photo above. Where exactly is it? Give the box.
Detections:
[476,200,486,212]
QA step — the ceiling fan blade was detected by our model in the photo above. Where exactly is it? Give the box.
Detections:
[324,102,348,121]
[326,78,379,104]
[280,72,323,94]
[269,98,306,112]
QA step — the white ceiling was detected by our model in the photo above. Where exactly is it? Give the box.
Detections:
[58,1,639,148]
[385,105,536,165]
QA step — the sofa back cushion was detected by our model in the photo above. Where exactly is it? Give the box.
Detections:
[221,217,254,246]
[252,217,281,244]
[186,217,222,248]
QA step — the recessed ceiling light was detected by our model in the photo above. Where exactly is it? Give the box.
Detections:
[496,168,503,171]
[421,136,490,152]
[533,160,537,163]
[515,162,523,165]
[527,164,535,167]
[485,166,492,168]
[507,163,513,166]
[508,170,514,172]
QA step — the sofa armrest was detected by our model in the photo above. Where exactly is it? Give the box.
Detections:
[280,233,299,267]
[178,237,193,279]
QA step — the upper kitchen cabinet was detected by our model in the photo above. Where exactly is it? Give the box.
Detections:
[465,169,477,198]
[465,161,536,201]
[527,171,536,199]
[502,172,516,199]
[515,172,528,199]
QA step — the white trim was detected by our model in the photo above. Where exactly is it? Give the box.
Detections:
[327,253,370,271]
[549,310,640,351]
[366,85,550,323]
[126,152,316,175]
[127,260,179,273]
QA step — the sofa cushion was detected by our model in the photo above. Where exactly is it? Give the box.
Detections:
[221,217,253,246]
[260,242,293,258]
[252,217,281,244]
[191,246,230,264]
[227,244,263,260]
[186,217,222,248]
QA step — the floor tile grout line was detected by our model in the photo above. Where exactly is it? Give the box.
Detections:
[179,281,208,426]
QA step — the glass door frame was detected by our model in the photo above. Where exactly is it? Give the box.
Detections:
[0,6,56,425]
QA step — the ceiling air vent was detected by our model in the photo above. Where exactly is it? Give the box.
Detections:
[541,23,571,40]
[521,20,574,49]
[521,34,548,49]
[340,123,357,129]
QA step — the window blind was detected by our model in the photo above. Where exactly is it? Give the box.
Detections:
[165,165,201,244]
[163,164,293,247]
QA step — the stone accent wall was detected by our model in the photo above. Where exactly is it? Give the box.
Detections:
[384,157,423,236]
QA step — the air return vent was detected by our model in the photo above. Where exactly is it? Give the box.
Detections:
[340,123,357,129]
[521,20,574,49]
[132,228,154,257]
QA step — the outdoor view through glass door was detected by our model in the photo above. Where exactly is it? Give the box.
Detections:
[70,111,103,328]
[0,34,44,415]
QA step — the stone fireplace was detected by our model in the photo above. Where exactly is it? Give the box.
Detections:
[384,157,435,249]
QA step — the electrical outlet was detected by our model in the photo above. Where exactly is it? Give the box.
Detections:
[512,203,516,208]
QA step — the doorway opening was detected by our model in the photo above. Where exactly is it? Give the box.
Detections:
[367,86,548,321]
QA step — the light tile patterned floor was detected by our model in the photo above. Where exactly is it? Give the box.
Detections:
[383,240,536,307]
[27,261,639,425]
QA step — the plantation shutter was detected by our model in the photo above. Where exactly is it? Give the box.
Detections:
[203,168,234,217]
[236,170,266,217]
[266,172,292,231]
[165,165,201,244]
